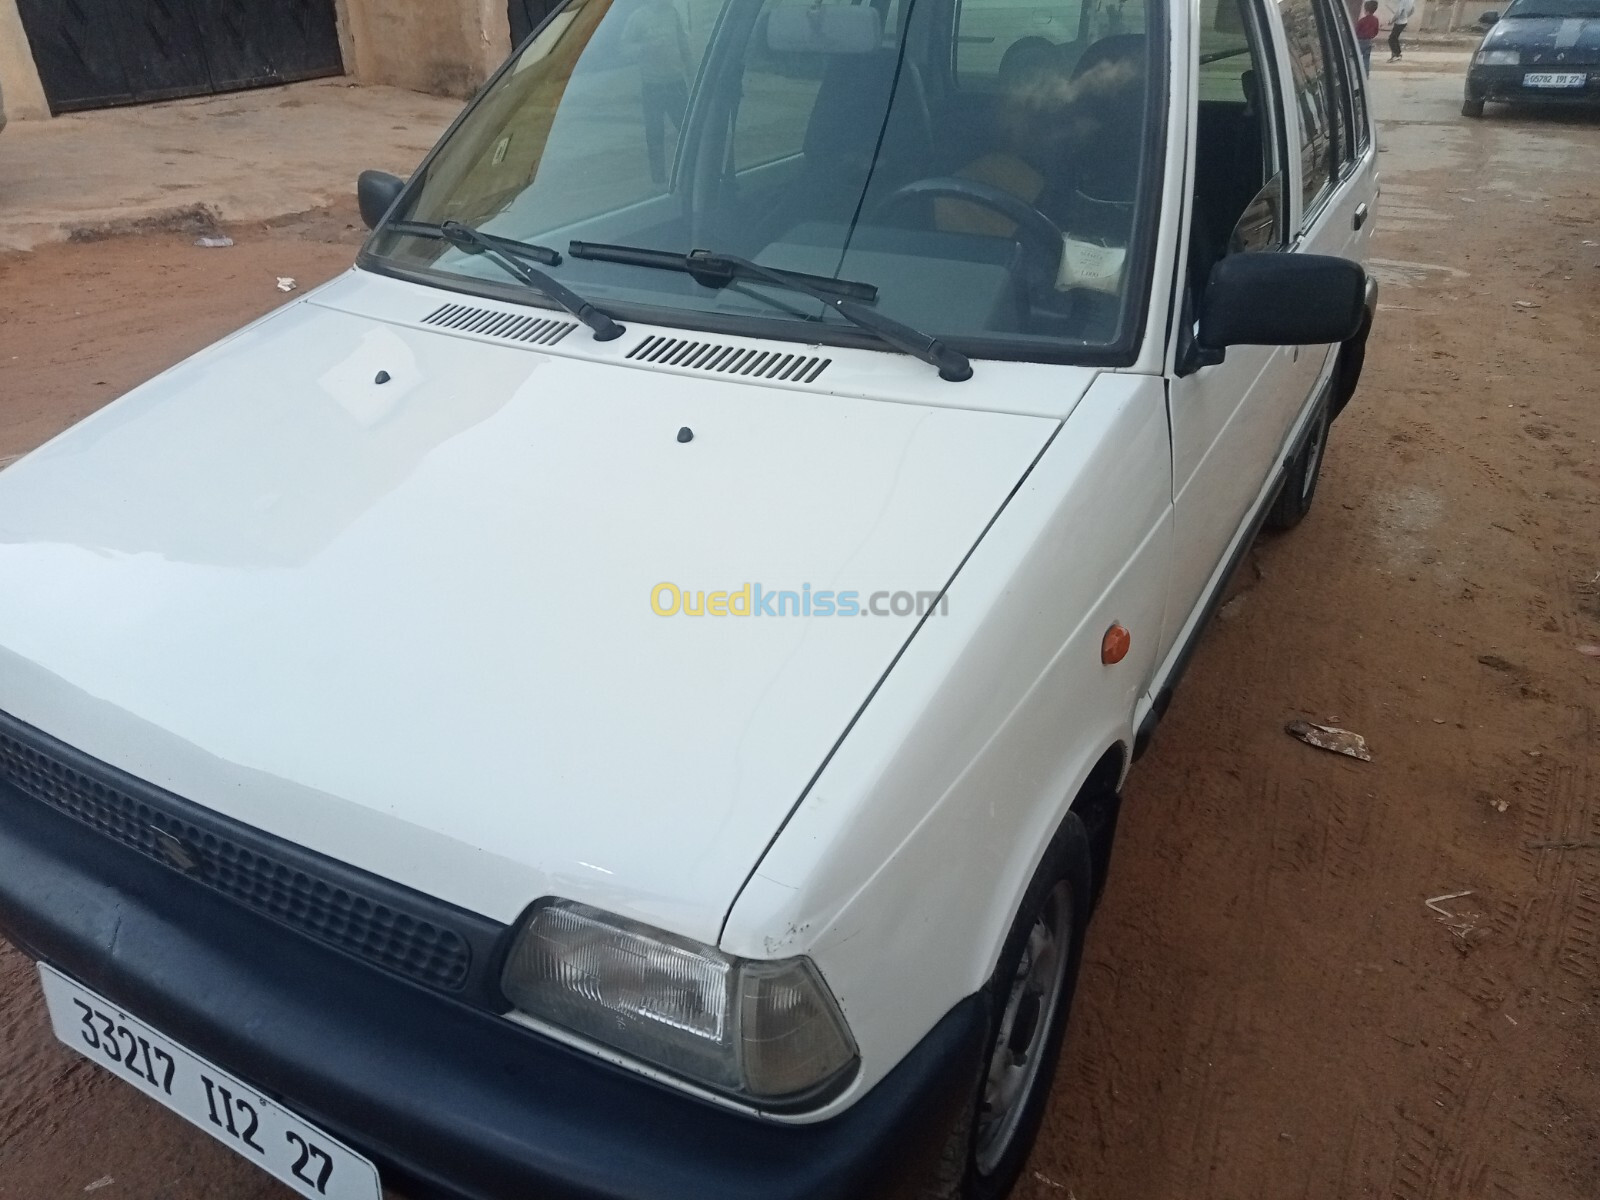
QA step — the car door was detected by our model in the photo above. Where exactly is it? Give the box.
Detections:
[1158,0,1300,657]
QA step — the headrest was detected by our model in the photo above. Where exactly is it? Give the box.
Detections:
[767,4,883,54]
[1070,33,1146,81]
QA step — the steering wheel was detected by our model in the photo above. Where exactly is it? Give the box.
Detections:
[871,177,1064,283]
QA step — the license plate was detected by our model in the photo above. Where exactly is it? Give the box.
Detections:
[39,964,381,1200]
[1523,72,1586,87]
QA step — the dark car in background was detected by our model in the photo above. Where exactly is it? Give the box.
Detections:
[1464,0,1600,115]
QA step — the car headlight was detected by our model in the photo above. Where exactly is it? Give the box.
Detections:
[500,899,858,1103]
[1476,49,1521,64]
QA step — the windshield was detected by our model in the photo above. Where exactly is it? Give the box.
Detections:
[366,0,1162,364]
[1503,0,1600,14]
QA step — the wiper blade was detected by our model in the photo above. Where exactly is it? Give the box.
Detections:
[569,241,970,381]
[390,220,624,342]
[569,240,878,302]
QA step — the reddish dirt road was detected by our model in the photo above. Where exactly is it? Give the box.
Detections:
[2,56,1598,1200]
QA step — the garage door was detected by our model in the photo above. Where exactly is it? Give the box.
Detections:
[17,0,343,115]
[508,0,566,45]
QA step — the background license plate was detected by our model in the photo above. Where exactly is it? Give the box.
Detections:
[39,964,381,1200]
[1523,72,1586,87]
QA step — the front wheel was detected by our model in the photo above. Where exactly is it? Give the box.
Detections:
[926,819,1090,1200]
[1462,96,1485,117]
[1264,398,1331,531]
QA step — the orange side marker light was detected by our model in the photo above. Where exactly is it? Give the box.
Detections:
[1101,623,1131,665]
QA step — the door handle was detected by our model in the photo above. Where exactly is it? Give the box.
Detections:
[1353,203,1370,230]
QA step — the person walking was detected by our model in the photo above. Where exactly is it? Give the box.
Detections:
[1387,0,1415,62]
[1356,0,1381,72]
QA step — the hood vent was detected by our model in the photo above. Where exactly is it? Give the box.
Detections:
[422,303,576,347]
[626,335,831,384]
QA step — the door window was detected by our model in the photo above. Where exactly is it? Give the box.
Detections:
[1190,0,1286,274]
[1326,0,1369,158]
[1278,0,1340,215]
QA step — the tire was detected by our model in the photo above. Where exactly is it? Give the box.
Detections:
[1462,96,1485,117]
[924,815,1092,1200]
[1264,397,1330,531]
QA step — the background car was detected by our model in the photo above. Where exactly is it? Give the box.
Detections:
[1464,0,1600,116]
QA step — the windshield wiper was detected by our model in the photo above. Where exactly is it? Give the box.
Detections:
[388,220,623,342]
[568,241,972,382]
[569,241,878,302]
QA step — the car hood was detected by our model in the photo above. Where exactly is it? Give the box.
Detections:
[0,281,1065,941]
[1484,15,1600,60]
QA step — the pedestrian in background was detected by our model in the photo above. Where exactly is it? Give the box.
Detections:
[1356,0,1381,71]
[622,0,693,185]
[1387,0,1415,61]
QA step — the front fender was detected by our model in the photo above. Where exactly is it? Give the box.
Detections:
[719,373,1174,1117]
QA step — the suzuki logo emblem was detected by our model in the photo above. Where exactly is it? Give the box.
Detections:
[150,827,201,875]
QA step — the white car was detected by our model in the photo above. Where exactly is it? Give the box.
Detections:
[0,0,1376,1195]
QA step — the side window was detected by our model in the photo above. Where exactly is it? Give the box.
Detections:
[1328,0,1370,157]
[1278,0,1338,215]
[1192,0,1286,263]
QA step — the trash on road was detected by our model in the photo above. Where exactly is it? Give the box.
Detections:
[1285,719,1372,761]
[194,235,233,248]
[1514,300,1541,310]
[1425,890,1472,917]
[1578,644,1600,658]
[275,277,297,293]
[1425,890,1477,951]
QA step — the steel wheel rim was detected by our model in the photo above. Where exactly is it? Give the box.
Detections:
[974,880,1074,1176]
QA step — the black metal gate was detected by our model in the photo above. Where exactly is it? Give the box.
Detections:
[17,0,344,114]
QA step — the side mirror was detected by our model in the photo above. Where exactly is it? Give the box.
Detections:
[357,170,406,230]
[1479,10,1499,23]
[1198,253,1366,350]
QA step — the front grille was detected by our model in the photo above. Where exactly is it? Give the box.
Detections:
[0,714,479,992]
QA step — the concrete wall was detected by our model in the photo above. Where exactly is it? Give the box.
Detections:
[0,0,51,121]
[336,0,514,99]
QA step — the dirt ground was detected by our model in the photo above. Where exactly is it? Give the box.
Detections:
[2,56,1598,1200]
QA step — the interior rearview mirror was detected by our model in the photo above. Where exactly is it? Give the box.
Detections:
[358,170,406,230]
[1479,10,1499,23]
[1198,253,1366,351]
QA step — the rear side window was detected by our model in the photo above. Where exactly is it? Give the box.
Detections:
[1278,0,1340,215]
[1328,0,1370,158]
